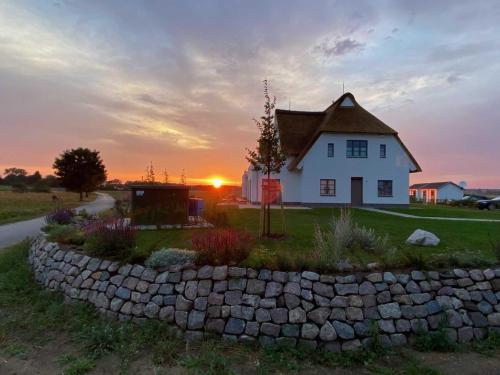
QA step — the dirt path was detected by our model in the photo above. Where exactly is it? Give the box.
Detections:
[0,192,115,249]
[2,338,500,375]
[414,350,500,375]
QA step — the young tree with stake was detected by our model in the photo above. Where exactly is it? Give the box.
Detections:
[246,80,286,237]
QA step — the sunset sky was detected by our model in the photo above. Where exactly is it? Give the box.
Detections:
[1,0,499,187]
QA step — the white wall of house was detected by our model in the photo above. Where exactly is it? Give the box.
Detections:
[298,133,412,205]
[437,184,463,201]
[242,161,302,204]
[243,133,414,206]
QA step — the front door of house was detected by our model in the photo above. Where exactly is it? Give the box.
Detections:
[351,177,363,206]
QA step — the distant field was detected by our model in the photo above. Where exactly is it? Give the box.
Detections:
[387,203,500,219]
[0,191,96,225]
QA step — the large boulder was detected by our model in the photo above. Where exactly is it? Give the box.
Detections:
[406,229,440,247]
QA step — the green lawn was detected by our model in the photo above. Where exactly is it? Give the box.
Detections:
[134,208,500,270]
[387,204,500,219]
[0,190,96,225]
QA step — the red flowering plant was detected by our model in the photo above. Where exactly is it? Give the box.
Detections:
[82,218,136,260]
[192,228,255,265]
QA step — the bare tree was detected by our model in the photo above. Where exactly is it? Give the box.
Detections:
[180,169,186,185]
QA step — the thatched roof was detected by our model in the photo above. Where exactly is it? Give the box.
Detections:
[275,110,324,156]
[276,93,421,172]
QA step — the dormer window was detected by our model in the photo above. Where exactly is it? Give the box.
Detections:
[340,96,354,107]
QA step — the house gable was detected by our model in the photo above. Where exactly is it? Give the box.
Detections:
[275,93,421,173]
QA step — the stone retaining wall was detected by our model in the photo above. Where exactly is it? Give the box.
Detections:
[29,236,500,351]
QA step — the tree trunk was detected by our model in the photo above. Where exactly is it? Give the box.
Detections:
[266,171,271,237]
[85,191,89,198]
[79,190,83,201]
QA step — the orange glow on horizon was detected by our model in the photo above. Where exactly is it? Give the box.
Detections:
[212,178,223,188]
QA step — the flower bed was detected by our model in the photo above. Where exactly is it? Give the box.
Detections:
[30,235,500,351]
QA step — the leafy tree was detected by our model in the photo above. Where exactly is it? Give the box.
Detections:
[3,168,28,185]
[3,168,43,186]
[4,167,27,177]
[53,148,107,201]
[246,80,286,237]
[42,174,60,187]
[25,171,42,185]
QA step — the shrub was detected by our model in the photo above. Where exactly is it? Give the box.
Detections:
[45,207,75,225]
[83,219,136,259]
[402,250,427,269]
[202,203,229,228]
[114,198,131,218]
[45,224,85,245]
[414,320,457,352]
[11,183,27,193]
[192,229,254,265]
[32,181,51,193]
[145,248,196,268]
[312,209,391,270]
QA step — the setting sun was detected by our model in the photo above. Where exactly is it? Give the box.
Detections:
[212,178,223,188]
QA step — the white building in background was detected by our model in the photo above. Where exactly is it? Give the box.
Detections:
[242,93,421,207]
[409,182,464,203]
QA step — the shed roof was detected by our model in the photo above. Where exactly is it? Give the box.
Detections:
[130,184,189,190]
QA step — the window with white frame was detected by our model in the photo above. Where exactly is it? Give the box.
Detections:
[320,179,336,196]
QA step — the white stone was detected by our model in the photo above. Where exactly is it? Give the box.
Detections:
[406,229,440,247]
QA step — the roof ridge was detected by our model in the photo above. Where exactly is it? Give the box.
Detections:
[275,109,324,115]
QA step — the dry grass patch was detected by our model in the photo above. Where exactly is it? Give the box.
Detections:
[0,191,95,225]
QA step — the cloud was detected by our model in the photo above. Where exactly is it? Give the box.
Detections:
[313,38,365,58]
[446,74,462,84]
[428,42,496,62]
[137,94,168,107]
[0,0,500,186]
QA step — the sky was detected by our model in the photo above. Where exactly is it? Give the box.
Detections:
[1,0,499,187]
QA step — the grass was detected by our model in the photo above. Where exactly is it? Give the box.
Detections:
[0,190,96,225]
[3,241,500,374]
[387,203,500,219]
[57,355,96,375]
[0,240,468,374]
[134,207,500,270]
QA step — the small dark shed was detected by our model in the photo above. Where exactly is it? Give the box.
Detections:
[130,184,189,226]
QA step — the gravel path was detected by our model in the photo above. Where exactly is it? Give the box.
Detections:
[360,207,500,222]
[0,192,115,249]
